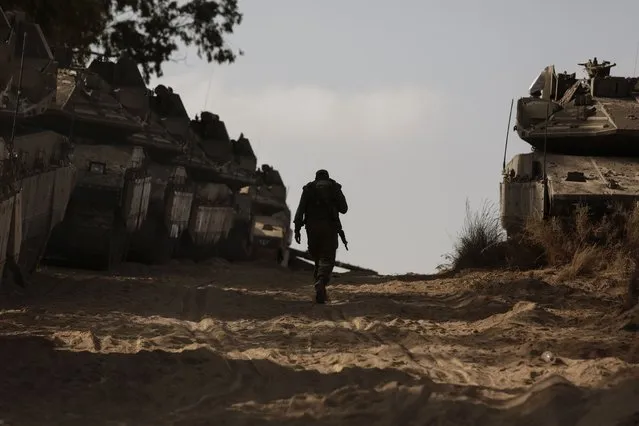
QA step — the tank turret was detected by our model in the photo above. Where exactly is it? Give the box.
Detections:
[88,55,148,118]
[515,57,639,157]
[149,84,191,142]
[233,133,257,172]
[191,110,234,163]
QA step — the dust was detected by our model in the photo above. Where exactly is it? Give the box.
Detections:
[0,261,637,425]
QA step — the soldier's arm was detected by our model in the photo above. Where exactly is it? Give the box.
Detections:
[335,186,348,214]
[293,187,308,229]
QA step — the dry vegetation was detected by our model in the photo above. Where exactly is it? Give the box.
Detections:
[440,200,506,271]
[444,200,639,280]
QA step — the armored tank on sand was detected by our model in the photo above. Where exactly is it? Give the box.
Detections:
[111,80,196,265]
[89,58,198,266]
[42,57,196,268]
[0,9,76,283]
[501,57,639,235]
[40,67,154,269]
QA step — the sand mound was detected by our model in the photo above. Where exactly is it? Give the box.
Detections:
[475,301,562,330]
[485,374,639,425]
[475,278,577,306]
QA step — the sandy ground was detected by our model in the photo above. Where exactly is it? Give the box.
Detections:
[0,259,638,425]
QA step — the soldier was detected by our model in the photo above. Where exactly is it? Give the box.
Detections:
[293,169,348,303]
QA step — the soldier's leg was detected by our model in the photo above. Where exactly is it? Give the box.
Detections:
[314,231,339,303]
[316,251,336,285]
[306,228,320,282]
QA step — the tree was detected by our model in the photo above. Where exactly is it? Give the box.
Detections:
[4,0,243,83]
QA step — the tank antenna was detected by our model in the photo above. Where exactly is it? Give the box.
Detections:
[203,72,213,110]
[8,31,27,154]
[543,101,549,182]
[502,98,514,172]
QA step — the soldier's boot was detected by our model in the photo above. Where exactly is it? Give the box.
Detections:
[314,278,329,304]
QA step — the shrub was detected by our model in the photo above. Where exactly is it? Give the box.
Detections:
[442,199,506,271]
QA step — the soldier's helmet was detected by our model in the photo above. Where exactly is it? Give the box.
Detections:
[315,169,329,180]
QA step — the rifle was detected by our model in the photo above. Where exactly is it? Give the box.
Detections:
[338,229,349,251]
[336,216,348,251]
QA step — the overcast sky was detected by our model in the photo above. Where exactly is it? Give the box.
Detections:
[151,0,639,274]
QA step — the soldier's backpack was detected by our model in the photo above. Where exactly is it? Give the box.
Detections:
[307,179,339,220]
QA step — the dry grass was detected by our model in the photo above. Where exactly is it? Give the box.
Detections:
[444,201,639,278]
[441,199,506,272]
[556,245,602,281]
[523,203,639,278]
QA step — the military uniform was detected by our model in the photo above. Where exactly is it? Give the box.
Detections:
[293,169,348,303]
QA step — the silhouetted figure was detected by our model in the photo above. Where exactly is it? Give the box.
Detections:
[293,169,348,303]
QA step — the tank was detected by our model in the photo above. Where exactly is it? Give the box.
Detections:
[0,8,76,283]
[40,66,155,269]
[501,57,639,235]
[113,79,196,265]
[49,57,193,268]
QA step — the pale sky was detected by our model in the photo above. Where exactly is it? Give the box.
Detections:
[151,0,639,274]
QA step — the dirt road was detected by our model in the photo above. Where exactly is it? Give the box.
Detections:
[0,260,637,425]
